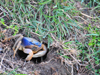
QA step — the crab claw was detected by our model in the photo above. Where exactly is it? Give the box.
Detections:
[32,44,47,58]
[23,49,33,61]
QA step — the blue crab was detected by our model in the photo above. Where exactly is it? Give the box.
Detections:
[2,34,47,61]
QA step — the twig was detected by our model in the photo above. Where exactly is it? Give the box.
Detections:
[0,12,3,16]
[71,64,73,75]
[30,32,42,36]
[68,52,87,66]
[80,12,98,19]
[50,33,63,48]
[0,47,9,67]
[74,16,88,23]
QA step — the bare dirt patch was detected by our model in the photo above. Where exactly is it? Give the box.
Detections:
[0,28,70,75]
[0,43,70,75]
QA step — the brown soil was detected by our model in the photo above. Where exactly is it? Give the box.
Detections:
[0,41,70,75]
[0,28,71,75]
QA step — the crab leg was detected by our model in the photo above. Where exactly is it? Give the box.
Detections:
[2,34,23,57]
[13,41,21,57]
[12,35,23,51]
[24,44,47,58]
[2,34,23,42]
[23,49,33,61]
